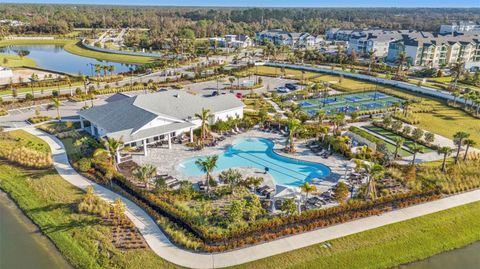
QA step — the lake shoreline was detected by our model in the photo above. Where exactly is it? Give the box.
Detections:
[0,190,73,269]
[0,39,154,65]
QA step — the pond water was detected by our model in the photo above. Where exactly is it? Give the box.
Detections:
[0,192,72,269]
[1,45,136,75]
[400,241,480,269]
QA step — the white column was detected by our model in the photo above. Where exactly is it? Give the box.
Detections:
[143,139,148,156]
[90,124,94,136]
[190,128,194,143]
[80,117,84,129]
[116,149,121,164]
[167,133,172,149]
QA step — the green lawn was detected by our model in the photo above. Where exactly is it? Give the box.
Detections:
[382,141,412,157]
[8,129,51,153]
[233,201,480,269]
[0,54,37,68]
[363,125,432,153]
[0,162,180,269]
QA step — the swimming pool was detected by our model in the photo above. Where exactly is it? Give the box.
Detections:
[176,137,331,187]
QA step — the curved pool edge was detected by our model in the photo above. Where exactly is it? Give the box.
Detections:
[176,136,333,187]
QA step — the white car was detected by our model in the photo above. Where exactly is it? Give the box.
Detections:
[276,87,290,93]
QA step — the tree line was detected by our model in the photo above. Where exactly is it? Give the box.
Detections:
[0,4,479,38]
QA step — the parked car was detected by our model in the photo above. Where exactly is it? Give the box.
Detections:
[235,92,243,98]
[285,83,299,91]
[276,86,289,93]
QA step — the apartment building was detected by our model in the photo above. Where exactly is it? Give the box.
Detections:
[326,28,424,58]
[386,32,480,69]
[209,35,253,48]
[256,29,317,48]
[440,21,480,34]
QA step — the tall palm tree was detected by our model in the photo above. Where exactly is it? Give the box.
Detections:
[133,164,157,189]
[452,90,460,106]
[463,139,476,161]
[355,160,384,200]
[437,146,453,173]
[195,108,211,145]
[393,137,405,159]
[368,49,376,73]
[94,137,124,171]
[366,163,384,200]
[396,52,407,78]
[410,143,422,165]
[451,60,464,90]
[51,97,61,122]
[195,155,218,194]
[300,182,316,206]
[285,118,301,153]
[453,131,470,164]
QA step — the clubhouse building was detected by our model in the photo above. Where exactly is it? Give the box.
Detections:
[78,90,244,156]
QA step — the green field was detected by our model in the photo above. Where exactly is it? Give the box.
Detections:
[0,53,37,68]
[232,201,480,269]
[364,125,432,153]
[7,129,51,153]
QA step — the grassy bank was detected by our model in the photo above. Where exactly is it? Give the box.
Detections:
[0,53,37,68]
[234,201,480,269]
[0,39,155,65]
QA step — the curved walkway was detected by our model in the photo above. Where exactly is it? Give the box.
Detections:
[25,127,480,269]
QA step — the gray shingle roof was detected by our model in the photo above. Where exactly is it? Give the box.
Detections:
[78,90,244,143]
[132,90,244,120]
[78,98,157,134]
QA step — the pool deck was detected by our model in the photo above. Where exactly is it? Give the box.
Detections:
[133,129,348,193]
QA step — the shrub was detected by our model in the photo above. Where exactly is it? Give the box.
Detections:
[78,158,92,172]
[28,115,52,124]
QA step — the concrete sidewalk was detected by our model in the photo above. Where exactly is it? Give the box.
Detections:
[25,127,480,269]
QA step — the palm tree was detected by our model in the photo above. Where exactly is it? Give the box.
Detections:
[437,146,453,172]
[51,97,61,122]
[228,77,235,89]
[453,131,470,164]
[195,108,211,145]
[133,164,157,189]
[463,139,476,161]
[396,52,407,78]
[285,118,301,153]
[451,60,464,90]
[368,49,376,73]
[452,90,460,106]
[410,143,422,165]
[195,155,218,194]
[393,137,405,159]
[300,182,316,206]
[366,163,384,199]
[355,160,384,200]
[93,137,124,171]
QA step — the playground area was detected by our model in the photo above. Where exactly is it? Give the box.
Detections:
[299,91,405,115]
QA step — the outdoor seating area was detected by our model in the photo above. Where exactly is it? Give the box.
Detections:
[306,140,333,158]
[256,185,276,198]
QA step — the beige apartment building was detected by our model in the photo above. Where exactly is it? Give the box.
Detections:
[387,33,480,69]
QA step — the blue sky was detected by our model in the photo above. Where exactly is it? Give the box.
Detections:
[2,0,479,7]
